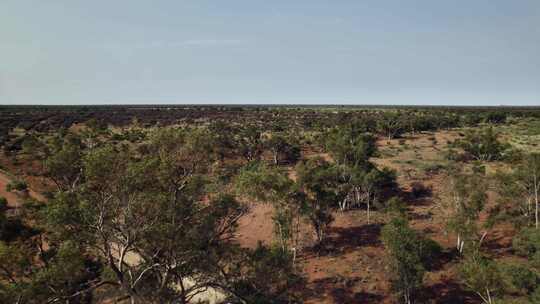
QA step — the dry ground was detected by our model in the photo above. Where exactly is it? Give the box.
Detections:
[0,128,524,304]
[236,129,516,304]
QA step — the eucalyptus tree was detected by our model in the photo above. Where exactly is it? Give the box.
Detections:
[236,124,264,162]
[21,130,85,192]
[263,133,301,165]
[323,126,377,168]
[296,157,343,246]
[41,127,251,303]
[208,120,237,161]
[457,127,510,162]
[512,227,540,270]
[447,165,488,254]
[492,153,540,229]
[376,112,406,140]
[459,251,505,304]
[5,125,305,303]
[0,196,97,304]
[235,162,305,258]
[382,215,441,304]
[218,243,305,304]
[0,238,96,304]
[42,134,85,192]
[324,126,396,221]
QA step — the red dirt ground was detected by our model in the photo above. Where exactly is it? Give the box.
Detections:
[1,129,517,304]
[235,130,512,304]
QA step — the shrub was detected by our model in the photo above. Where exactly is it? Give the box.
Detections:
[531,286,540,303]
[385,197,407,216]
[512,228,540,257]
[6,180,28,192]
[459,254,505,304]
[501,263,538,294]
[421,163,446,175]
[382,215,441,303]
[456,127,510,162]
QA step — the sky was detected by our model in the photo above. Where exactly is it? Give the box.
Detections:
[1,0,539,106]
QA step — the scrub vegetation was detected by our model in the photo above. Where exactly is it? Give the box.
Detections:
[0,105,539,303]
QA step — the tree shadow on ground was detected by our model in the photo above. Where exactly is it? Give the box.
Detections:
[305,277,384,304]
[409,211,434,221]
[398,181,434,207]
[403,195,434,207]
[308,223,383,256]
[426,248,457,272]
[418,279,478,304]
[481,233,514,258]
[331,289,384,304]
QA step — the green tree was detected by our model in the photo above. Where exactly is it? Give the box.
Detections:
[0,222,95,304]
[492,154,540,229]
[235,162,305,260]
[236,124,264,162]
[457,127,510,162]
[459,252,505,304]
[382,216,440,304]
[263,133,301,165]
[22,131,84,192]
[500,263,538,295]
[296,158,341,246]
[41,127,302,304]
[6,180,28,193]
[338,166,395,222]
[512,227,540,269]
[220,243,304,304]
[376,112,406,140]
[208,120,236,161]
[324,126,396,220]
[323,126,377,168]
[447,166,488,254]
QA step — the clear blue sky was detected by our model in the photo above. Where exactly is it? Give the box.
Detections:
[2,0,539,105]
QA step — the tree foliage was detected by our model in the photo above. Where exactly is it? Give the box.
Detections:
[382,215,441,304]
[459,252,505,304]
[492,153,540,229]
[456,127,510,162]
[447,165,488,254]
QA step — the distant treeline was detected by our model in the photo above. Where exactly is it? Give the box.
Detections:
[1,105,540,151]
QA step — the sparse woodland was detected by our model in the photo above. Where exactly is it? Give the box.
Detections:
[1,106,540,303]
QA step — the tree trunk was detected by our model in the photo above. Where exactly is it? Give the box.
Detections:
[479,231,488,247]
[535,171,538,229]
[457,234,465,254]
[367,199,370,225]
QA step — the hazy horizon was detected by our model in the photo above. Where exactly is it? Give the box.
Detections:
[2,1,539,106]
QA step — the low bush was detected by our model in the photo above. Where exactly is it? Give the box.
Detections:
[501,263,538,295]
[6,180,27,192]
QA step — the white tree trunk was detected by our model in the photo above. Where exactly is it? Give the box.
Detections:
[535,171,538,229]
[479,231,488,248]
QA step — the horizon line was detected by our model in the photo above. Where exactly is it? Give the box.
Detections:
[1,103,539,108]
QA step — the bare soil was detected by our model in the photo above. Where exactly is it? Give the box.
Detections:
[236,130,512,304]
